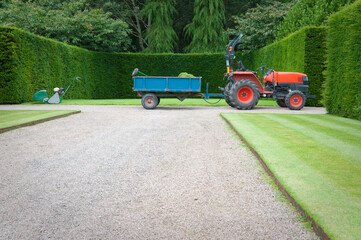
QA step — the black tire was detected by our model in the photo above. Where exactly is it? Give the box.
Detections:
[224,82,236,108]
[285,90,306,110]
[141,93,159,109]
[276,98,287,107]
[229,80,260,110]
[156,97,160,106]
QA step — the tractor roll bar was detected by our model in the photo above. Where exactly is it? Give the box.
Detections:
[224,34,243,76]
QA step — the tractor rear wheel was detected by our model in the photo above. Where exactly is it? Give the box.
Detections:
[229,80,260,110]
[224,82,236,108]
[285,90,306,110]
[141,93,159,109]
[276,98,287,107]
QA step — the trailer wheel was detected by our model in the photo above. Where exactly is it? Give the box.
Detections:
[141,93,159,109]
[276,98,287,107]
[224,82,236,108]
[229,80,260,110]
[286,90,306,110]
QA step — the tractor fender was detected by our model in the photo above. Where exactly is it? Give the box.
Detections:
[233,72,265,94]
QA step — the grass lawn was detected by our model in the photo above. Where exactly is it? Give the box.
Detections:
[24,98,278,106]
[0,110,80,130]
[221,113,361,240]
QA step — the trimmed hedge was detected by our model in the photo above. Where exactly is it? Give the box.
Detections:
[0,27,228,103]
[0,26,326,105]
[243,26,328,106]
[324,0,361,120]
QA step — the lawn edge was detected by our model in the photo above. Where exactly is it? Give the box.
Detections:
[0,110,81,134]
[220,113,330,240]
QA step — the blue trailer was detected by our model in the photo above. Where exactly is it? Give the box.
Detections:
[132,68,223,109]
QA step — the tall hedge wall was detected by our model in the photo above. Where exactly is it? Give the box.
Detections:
[0,27,227,104]
[243,26,328,106]
[324,0,361,120]
[0,26,327,105]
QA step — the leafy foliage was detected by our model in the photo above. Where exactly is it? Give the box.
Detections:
[184,0,227,53]
[142,0,177,52]
[89,0,147,52]
[228,1,294,53]
[275,0,356,40]
[242,26,328,106]
[324,0,361,120]
[0,0,132,52]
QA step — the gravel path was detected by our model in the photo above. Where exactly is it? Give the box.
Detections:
[0,105,325,239]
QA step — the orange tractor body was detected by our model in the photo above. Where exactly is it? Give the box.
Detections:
[223,34,313,110]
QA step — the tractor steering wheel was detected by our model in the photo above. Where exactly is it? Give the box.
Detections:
[256,65,267,71]
[265,68,274,76]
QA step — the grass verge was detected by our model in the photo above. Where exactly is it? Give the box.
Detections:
[221,113,361,240]
[23,98,278,106]
[0,110,80,133]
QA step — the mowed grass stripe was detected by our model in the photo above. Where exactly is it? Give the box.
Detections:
[227,114,361,195]
[0,110,79,129]
[263,114,361,163]
[0,110,45,120]
[303,114,361,130]
[292,114,361,137]
[261,114,361,196]
[221,113,361,240]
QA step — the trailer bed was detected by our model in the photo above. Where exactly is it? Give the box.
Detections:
[133,76,202,93]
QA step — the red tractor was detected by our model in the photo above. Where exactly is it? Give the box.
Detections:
[223,34,313,110]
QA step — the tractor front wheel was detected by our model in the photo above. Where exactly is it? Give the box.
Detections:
[276,98,287,107]
[229,80,260,110]
[285,90,306,110]
[141,93,159,109]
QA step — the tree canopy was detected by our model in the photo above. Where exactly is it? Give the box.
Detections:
[3,0,348,53]
[185,0,227,53]
[0,0,132,52]
[142,0,177,53]
[228,0,293,53]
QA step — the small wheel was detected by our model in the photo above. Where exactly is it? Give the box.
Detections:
[286,90,306,110]
[141,93,159,109]
[229,80,260,110]
[224,82,236,108]
[276,98,287,107]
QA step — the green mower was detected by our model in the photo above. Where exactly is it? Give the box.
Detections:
[33,77,81,104]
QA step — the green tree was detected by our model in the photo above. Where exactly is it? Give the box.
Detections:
[228,0,294,53]
[184,0,227,53]
[0,0,132,52]
[275,0,356,40]
[88,0,147,52]
[141,0,177,52]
